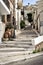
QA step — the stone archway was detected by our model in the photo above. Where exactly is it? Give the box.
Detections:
[39,12,43,35]
[37,10,43,34]
[27,13,33,23]
[27,13,34,29]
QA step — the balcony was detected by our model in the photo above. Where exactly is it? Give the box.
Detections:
[0,0,10,15]
[3,0,10,9]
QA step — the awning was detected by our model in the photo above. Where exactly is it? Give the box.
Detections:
[0,0,10,15]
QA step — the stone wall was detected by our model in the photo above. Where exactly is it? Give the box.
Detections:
[35,42,43,51]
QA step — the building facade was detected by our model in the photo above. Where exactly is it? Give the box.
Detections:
[0,0,15,41]
[36,0,43,35]
[0,0,10,42]
[0,0,23,41]
[23,4,37,28]
[14,0,23,30]
[2,0,13,24]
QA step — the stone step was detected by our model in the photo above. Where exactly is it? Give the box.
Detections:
[14,40,32,42]
[3,41,32,45]
[0,49,34,58]
[0,48,26,52]
[3,39,32,43]
[0,43,33,48]
[20,34,37,36]
[0,46,35,52]
[4,39,32,41]
[16,33,37,38]
[0,47,35,57]
[1,39,33,49]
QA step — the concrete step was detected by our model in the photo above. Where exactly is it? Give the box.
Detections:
[3,41,32,45]
[14,39,32,42]
[0,36,34,54]
[0,47,34,57]
[4,39,32,41]
[0,46,35,52]
[2,39,32,48]
[0,48,26,52]
[3,39,32,44]
[0,39,33,49]
[17,35,38,39]
[0,43,33,48]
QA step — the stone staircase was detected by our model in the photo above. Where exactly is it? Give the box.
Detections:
[0,39,34,52]
[0,29,38,54]
[0,29,38,64]
[0,37,35,58]
[0,39,34,63]
[0,38,35,64]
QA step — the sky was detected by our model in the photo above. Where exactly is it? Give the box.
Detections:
[23,0,37,5]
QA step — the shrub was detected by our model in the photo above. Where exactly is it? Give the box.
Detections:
[36,49,40,53]
[32,50,36,53]
[33,49,40,54]
[41,48,43,51]
[20,20,25,29]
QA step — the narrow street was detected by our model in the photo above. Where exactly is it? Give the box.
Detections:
[5,55,43,65]
[17,26,38,39]
[0,0,43,65]
[0,26,38,65]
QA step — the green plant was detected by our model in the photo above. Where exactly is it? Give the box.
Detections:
[36,49,40,53]
[41,48,43,51]
[33,49,40,54]
[32,50,36,53]
[20,20,25,29]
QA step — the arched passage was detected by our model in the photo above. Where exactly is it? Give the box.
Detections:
[27,13,33,23]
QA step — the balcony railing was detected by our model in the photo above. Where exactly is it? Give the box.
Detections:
[3,0,10,9]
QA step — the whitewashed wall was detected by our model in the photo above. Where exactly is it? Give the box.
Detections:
[0,16,5,43]
[32,36,43,46]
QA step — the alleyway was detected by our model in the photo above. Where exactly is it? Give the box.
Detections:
[0,0,43,65]
[17,26,38,39]
[0,21,39,65]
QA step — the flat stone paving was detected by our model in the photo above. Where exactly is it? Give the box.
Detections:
[17,29,38,39]
[0,26,39,65]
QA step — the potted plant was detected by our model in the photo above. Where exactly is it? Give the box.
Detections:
[20,20,25,29]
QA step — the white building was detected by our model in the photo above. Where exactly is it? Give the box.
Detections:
[14,0,23,30]
[36,0,43,35]
[24,5,37,27]
[0,0,10,43]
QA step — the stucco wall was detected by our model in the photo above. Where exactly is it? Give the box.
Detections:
[35,42,43,51]
[0,17,5,42]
